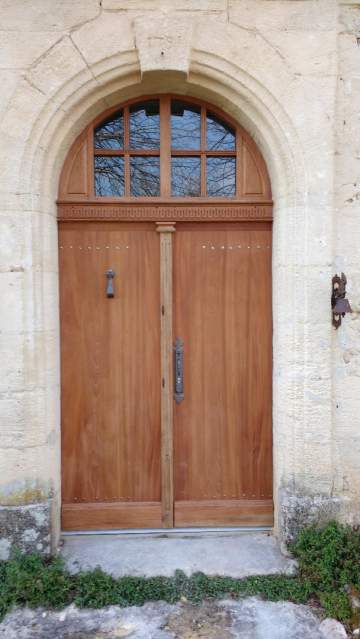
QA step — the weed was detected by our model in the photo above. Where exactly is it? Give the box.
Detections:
[0,522,359,627]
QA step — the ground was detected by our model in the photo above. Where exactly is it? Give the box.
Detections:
[0,598,347,638]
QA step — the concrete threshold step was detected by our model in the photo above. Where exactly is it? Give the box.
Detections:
[60,531,297,578]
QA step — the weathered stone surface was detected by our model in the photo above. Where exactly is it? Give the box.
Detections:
[103,0,226,10]
[61,532,297,578]
[134,13,193,76]
[26,36,91,99]
[319,618,348,639]
[279,490,344,544]
[0,31,62,70]
[0,503,51,559]
[0,0,100,31]
[0,599,339,639]
[72,13,135,69]
[229,0,338,32]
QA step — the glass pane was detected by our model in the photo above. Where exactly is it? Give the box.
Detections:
[206,112,235,151]
[130,157,160,196]
[129,100,160,149]
[206,157,236,197]
[171,100,201,150]
[172,157,201,196]
[95,156,124,196]
[94,111,124,149]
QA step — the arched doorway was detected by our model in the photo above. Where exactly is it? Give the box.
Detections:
[58,95,273,531]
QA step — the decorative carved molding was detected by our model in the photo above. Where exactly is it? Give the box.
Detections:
[58,203,273,222]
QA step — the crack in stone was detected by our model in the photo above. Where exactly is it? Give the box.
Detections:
[69,34,101,87]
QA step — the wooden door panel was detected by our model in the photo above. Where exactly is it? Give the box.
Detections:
[174,222,273,526]
[60,222,161,530]
[175,500,274,527]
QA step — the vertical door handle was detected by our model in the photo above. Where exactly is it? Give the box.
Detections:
[174,338,184,404]
[105,269,115,298]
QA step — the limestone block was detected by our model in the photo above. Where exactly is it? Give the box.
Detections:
[0,271,26,334]
[280,74,336,145]
[339,4,360,32]
[335,213,360,260]
[0,270,59,334]
[344,272,360,312]
[27,36,92,100]
[0,211,58,274]
[0,381,59,448]
[255,31,337,77]
[32,271,60,333]
[0,141,32,195]
[103,0,227,10]
[0,70,22,119]
[279,211,333,268]
[134,13,193,76]
[333,376,360,426]
[30,212,59,274]
[0,31,62,70]
[71,11,135,67]
[301,208,334,267]
[0,444,59,494]
[192,20,294,99]
[338,33,360,78]
[0,0,100,32]
[0,330,59,394]
[229,0,337,32]
[0,213,31,270]
[0,80,47,143]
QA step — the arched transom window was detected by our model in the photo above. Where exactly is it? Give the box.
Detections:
[94,97,237,198]
[59,95,272,205]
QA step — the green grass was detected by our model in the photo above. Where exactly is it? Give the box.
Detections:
[0,522,359,627]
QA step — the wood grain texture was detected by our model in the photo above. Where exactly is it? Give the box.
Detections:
[58,202,273,222]
[62,502,162,531]
[175,500,274,527]
[59,129,90,199]
[157,222,175,527]
[174,222,273,524]
[59,222,161,530]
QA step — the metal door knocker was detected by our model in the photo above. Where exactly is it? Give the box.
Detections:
[106,269,115,298]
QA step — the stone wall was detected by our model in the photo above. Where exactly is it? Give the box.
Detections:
[0,0,359,554]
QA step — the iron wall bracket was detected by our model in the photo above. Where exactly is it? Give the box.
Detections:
[332,272,352,329]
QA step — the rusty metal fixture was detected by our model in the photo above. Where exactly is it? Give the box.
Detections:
[332,272,352,329]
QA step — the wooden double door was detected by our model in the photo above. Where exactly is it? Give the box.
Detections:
[60,220,273,530]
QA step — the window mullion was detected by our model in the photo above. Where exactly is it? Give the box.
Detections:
[124,106,130,196]
[160,97,171,197]
[201,106,206,197]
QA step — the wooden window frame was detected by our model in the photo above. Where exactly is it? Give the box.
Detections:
[92,96,241,199]
[58,94,272,223]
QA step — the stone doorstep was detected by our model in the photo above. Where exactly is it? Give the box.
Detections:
[0,599,349,639]
[60,531,297,578]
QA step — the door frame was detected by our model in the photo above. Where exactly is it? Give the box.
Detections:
[57,94,274,531]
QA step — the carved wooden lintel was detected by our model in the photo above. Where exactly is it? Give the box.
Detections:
[57,202,273,222]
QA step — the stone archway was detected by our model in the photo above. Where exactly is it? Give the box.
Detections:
[1,11,337,552]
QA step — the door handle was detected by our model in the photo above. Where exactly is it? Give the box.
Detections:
[105,269,115,298]
[174,338,184,404]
